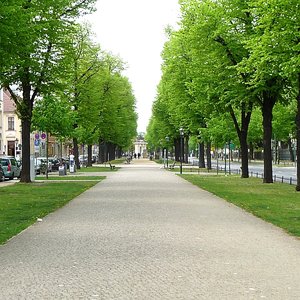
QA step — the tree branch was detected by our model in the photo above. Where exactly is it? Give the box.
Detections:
[61,0,92,17]
[78,60,99,82]
[228,105,241,137]
[214,35,251,85]
[31,42,53,102]
[214,36,238,65]
[5,85,21,108]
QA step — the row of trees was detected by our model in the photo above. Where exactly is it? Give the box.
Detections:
[146,0,300,188]
[0,1,137,182]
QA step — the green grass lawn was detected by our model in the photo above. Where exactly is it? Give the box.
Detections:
[36,175,105,180]
[181,174,300,237]
[110,158,126,164]
[77,166,119,172]
[0,179,102,244]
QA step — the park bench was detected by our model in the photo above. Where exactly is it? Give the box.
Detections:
[168,161,176,170]
[109,162,116,170]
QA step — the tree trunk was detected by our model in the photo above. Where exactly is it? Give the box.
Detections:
[73,137,80,170]
[274,140,278,164]
[20,118,32,182]
[107,143,116,161]
[198,142,205,168]
[229,105,251,178]
[206,142,212,170]
[116,147,122,159]
[87,144,92,167]
[277,141,280,165]
[249,142,254,160]
[97,139,102,163]
[174,138,180,162]
[240,129,249,178]
[184,135,189,163]
[99,141,107,163]
[19,84,33,183]
[287,138,295,162]
[296,73,300,191]
[262,91,277,183]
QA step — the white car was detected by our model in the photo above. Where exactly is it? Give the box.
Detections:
[35,157,52,174]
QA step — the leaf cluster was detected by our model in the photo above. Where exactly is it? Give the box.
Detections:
[147,0,299,153]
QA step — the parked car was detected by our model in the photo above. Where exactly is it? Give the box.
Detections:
[79,155,88,167]
[0,156,21,180]
[61,157,70,169]
[48,157,61,171]
[0,164,5,182]
[35,157,52,174]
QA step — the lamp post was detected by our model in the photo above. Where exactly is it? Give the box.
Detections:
[165,136,169,168]
[179,128,184,174]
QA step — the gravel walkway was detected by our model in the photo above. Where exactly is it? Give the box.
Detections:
[0,159,299,299]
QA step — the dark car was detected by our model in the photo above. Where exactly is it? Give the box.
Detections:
[34,157,53,174]
[49,158,61,171]
[61,157,70,169]
[0,164,5,182]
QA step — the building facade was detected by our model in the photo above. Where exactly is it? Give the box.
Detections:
[0,89,22,157]
[134,138,148,158]
[0,88,98,160]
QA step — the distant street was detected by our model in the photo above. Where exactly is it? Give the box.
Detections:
[189,158,297,183]
[216,160,296,177]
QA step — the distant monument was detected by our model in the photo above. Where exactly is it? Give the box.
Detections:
[134,132,148,158]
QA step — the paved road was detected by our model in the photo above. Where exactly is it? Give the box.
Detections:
[190,158,297,180]
[0,160,299,299]
[213,161,297,179]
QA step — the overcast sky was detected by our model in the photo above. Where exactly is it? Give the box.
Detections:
[86,0,181,133]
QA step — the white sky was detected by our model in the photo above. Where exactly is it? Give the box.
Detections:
[86,0,181,133]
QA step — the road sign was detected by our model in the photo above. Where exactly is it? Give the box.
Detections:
[41,133,46,139]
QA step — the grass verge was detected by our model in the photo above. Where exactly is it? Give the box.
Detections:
[181,174,300,237]
[0,179,102,245]
[36,176,105,181]
[78,166,119,172]
[110,158,126,164]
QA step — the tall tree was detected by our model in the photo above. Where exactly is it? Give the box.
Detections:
[242,0,300,186]
[64,23,102,169]
[0,0,96,182]
[95,56,137,161]
[173,0,255,177]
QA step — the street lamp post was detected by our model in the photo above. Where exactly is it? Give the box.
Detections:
[179,128,184,174]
